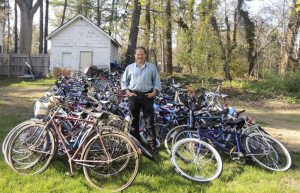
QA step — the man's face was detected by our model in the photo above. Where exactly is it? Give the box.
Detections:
[135,49,146,64]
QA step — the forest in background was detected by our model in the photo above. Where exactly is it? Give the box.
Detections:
[0,0,300,81]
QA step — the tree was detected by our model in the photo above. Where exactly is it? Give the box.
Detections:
[16,0,42,54]
[44,0,49,54]
[61,0,68,26]
[279,0,300,76]
[175,0,196,74]
[39,0,44,54]
[144,0,151,61]
[108,0,116,35]
[165,0,172,74]
[96,0,101,26]
[209,0,244,80]
[238,0,256,77]
[14,0,18,53]
[0,0,6,53]
[124,0,141,65]
[6,0,10,53]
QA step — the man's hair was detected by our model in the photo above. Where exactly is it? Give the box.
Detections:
[135,46,147,54]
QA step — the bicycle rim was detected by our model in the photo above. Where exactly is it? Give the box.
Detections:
[245,132,291,172]
[8,124,56,175]
[171,138,223,182]
[164,125,189,154]
[82,132,140,192]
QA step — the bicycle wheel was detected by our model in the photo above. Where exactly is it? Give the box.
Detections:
[3,119,44,165]
[172,129,198,148]
[82,131,140,192]
[244,132,291,172]
[171,138,223,182]
[164,125,189,154]
[8,124,56,175]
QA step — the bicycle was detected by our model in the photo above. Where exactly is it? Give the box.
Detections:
[172,106,292,173]
[8,98,140,192]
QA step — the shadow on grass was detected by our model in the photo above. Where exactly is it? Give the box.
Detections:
[217,155,246,183]
[290,152,300,170]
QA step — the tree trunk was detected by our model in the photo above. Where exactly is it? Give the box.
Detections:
[6,0,10,53]
[108,0,115,35]
[165,0,172,74]
[19,11,33,53]
[97,0,101,26]
[61,0,67,26]
[39,0,43,54]
[279,3,300,76]
[17,0,42,54]
[159,0,165,72]
[108,1,114,32]
[14,0,18,53]
[124,0,141,65]
[187,0,195,74]
[211,15,232,80]
[238,0,257,78]
[209,0,243,81]
[152,6,158,65]
[144,0,151,61]
[44,0,49,54]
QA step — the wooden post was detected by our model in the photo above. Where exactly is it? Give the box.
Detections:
[7,54,11,78]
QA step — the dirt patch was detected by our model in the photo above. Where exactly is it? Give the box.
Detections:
[231,100,300,152]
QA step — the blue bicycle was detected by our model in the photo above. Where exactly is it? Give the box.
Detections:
[171,105,291,182]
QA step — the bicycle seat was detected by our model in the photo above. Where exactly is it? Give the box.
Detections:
[224,118,245,128]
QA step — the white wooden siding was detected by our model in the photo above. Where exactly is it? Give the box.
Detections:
[110,42,119,63]
[49,18,117,71]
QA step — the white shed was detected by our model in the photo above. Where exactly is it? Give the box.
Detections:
[47,14,120,72]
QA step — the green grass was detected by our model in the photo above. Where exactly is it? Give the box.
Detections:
[164,71,300,104]
[221,71,300,104]
[0,78,300,193]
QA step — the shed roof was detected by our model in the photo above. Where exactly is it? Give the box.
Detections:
[46,14,121,47]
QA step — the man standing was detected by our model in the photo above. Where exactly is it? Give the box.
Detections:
[121,46,161,150]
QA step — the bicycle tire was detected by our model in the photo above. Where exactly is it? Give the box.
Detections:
[8,124,56,175]
[164,125,189,154]
[3,119,44,165]
[171,138,223,182]
[244,132,291,172]
[172,129,198,148]
[82,131,140,192]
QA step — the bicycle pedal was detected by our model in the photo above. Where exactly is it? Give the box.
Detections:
[231,151,244,157]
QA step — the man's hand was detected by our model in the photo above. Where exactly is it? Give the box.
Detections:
[145,91,156,98]
[126,90,137,97]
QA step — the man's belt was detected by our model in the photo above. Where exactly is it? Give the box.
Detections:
[130,89,153,95]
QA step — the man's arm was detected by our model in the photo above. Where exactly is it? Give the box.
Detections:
[152,66,162,92]
[120,67,129,90]
[120,66,136,96]
[146,65,161,98]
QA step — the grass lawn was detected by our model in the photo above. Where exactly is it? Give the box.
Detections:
[0,78,300,193]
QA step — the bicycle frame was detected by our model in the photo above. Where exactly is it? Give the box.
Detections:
[40,106,108,174]
[197,126,243,154]
[186,109,244,158]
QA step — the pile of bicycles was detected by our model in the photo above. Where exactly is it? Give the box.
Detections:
[2,71,292,191]
[2,73,141,192]
[165,95,292,182]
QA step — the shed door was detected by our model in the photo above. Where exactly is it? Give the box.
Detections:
[62,52,72,69]
[80,51,92,72]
